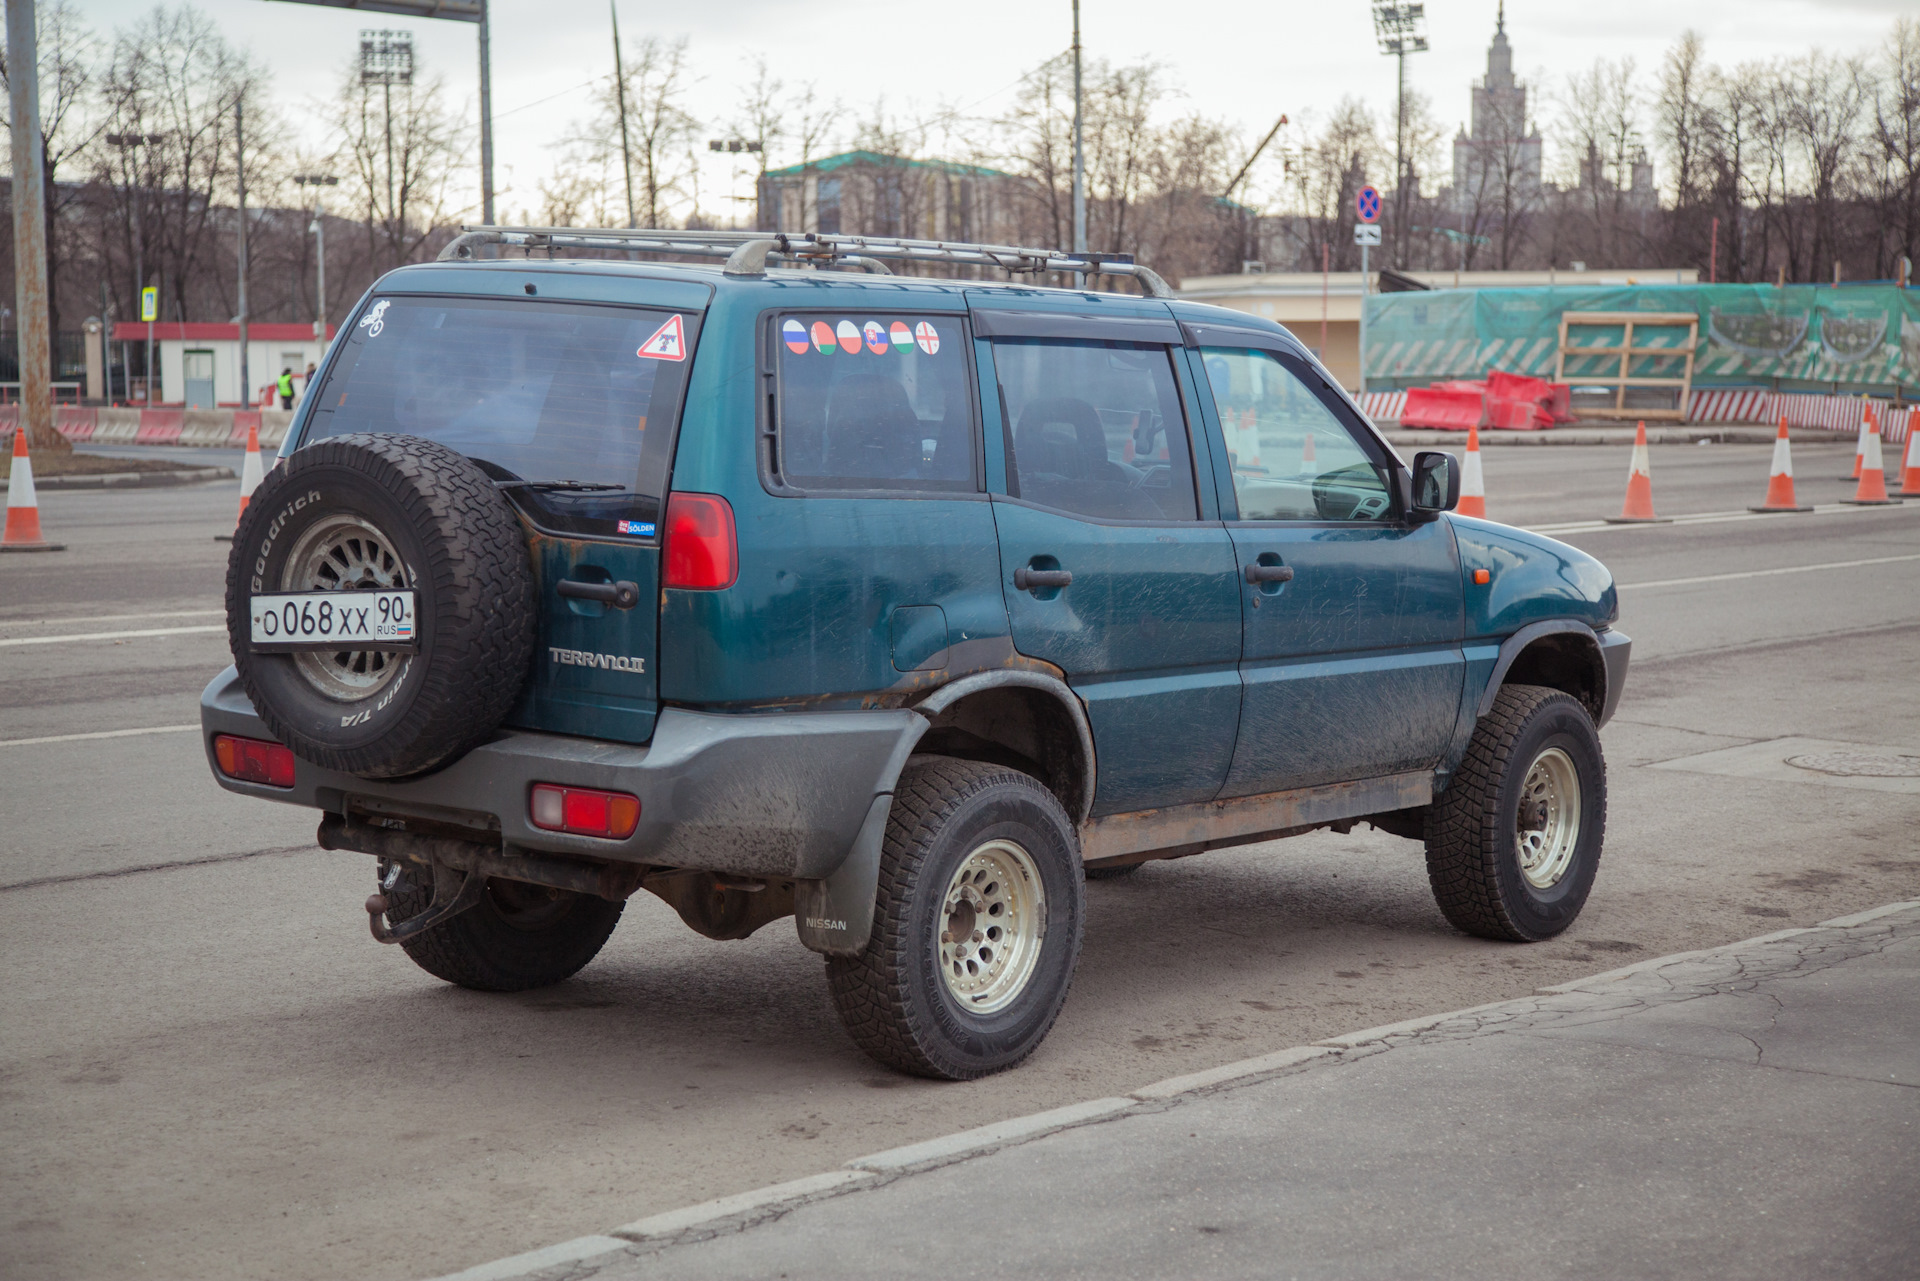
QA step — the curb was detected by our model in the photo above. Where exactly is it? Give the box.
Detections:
[25,466,235,490]
[421,899,1920,1281]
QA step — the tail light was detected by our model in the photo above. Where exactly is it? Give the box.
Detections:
[663,492,737,589]
[214,734,297,787]
[530,783,640,839]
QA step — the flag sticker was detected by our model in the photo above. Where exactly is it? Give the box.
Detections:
[863,320,889,354]
[783,319,809,354]
[914,321,941,355]
[636,314,687,361]
[836,320,862,354]
[811,320,836,353]
[889,321,913,352]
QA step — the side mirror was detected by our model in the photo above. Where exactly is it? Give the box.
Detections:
[1410,451,1460,519]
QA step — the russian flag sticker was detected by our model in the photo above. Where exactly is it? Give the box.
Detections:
[811,320,836,353]
[863,321,889,354]
[914,321,941,355]
[783,319,809,354]
[636,314,687,361]
[836,320,862,354]
[889,321,913,352]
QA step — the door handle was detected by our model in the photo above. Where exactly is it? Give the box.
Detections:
[558,579,641,609]
[1014,567,1073,591]
[1244,564,1294,584]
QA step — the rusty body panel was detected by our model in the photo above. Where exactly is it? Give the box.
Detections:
[1079,770,1433,866]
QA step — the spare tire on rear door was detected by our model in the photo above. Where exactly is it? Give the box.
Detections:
[225,432,536,779]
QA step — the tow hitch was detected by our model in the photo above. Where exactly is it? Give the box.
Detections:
[366,861,484,944]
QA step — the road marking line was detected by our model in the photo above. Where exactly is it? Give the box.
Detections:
[1529,501,1908,535]
[0,724,199,747]
[1,608,223,628]
[1619,553,1920,591]
[0,625,225,647]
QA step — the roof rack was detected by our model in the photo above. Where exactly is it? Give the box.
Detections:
[435,226,1175,299]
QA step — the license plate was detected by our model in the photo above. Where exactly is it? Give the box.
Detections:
[249,591,417,651]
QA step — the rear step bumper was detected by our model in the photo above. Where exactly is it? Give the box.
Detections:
[200,666,926,880]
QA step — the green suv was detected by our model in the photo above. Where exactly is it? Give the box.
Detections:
[203,229,1629,1079]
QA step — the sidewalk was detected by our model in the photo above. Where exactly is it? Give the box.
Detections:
[450,901,1918,1281]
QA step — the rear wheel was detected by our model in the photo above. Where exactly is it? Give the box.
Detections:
[377,861,624,992]
[826,758,1085,1079]
[1423,685,1607,941]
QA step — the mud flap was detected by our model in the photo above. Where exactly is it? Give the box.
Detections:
[793,792,890,958]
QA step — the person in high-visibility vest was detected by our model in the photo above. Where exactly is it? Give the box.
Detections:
[277,368,295,409]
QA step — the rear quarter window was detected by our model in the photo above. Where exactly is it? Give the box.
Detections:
[770,313,977,494]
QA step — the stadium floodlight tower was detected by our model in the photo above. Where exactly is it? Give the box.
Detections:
[1372,0,1428,267]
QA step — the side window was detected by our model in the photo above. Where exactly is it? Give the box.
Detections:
[1201,346,1394,522]
[993,338,1198,521]
[774,314,975,493]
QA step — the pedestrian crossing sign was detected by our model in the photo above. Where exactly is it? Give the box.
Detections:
[141,287,157,323]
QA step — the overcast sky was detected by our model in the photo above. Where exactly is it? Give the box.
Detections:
[77,0,1911,221]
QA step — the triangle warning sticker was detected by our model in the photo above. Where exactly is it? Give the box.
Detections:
[636,314,687,361]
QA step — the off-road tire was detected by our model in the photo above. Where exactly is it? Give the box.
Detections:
[379,862,624,992]
[826,758,1085,1080]
[1424,684,1607,941]
[226,433,535,779]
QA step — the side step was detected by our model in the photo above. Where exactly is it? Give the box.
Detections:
[1080,772,1432,867]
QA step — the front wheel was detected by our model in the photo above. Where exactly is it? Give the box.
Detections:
[1423,685,1607,941]
[826,758,1085,1080]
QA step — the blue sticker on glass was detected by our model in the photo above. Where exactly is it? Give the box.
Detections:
[617,520,656,536]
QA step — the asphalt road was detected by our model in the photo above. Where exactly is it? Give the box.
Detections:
[2,441,1916,1281]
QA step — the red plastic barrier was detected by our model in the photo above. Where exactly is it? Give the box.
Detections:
[136,408,184,444]
[230,411,262,445]
[1400,385,1486,431]
[1486,369,1575,424]
[56,407,97,441]
[1484,396,1552,430]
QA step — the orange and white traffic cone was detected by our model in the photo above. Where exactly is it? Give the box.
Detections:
[1299,430,1318,478]
[1606,421,1669,523]
[1896,420,1920,498]
[1847,406,1867,479]
[1,425,65,553]
[1749,417,1812,513]
[1841,409,1900,505]
[1456,423,1487,518]
[216,418,266,541]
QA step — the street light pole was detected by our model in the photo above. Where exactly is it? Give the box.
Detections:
[1371,2,1428,271]
[1070,0,1086,256]
[236,94,250,409]
[478,0,494,224]
[610,0,635,228]
[295,174,338,340]
[7,0,60,452]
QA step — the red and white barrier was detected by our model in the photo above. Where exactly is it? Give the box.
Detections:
[1359,390,1407,424]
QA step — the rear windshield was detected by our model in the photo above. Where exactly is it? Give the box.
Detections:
[303,295,699,538]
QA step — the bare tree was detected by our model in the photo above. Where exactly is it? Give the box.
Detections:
[1869,16,1920,277]
[334,52,464,272]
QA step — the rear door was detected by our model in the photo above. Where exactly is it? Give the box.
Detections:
[979,305,1242,815]
[1187,332,1465,794]
[304,291,705,745]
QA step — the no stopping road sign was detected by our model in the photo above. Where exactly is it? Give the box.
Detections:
[1356,185,1381,223]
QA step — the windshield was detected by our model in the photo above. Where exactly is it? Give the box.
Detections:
[303,295,699,538]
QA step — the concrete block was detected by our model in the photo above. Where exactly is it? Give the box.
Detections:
[423,1235,629,1281]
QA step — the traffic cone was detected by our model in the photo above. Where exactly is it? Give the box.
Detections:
[1605,421,1670,523]
[1748,417,1812,512]
[1847,407,1867,479]
[1840,410,1900,505]
[1300,430,1319,478]
[216,418,266,541]
[1456,423,1487,517]
[1896,420,1920,498]
[1,425,65,553]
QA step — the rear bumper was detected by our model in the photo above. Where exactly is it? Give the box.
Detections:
[200,666,926,879]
